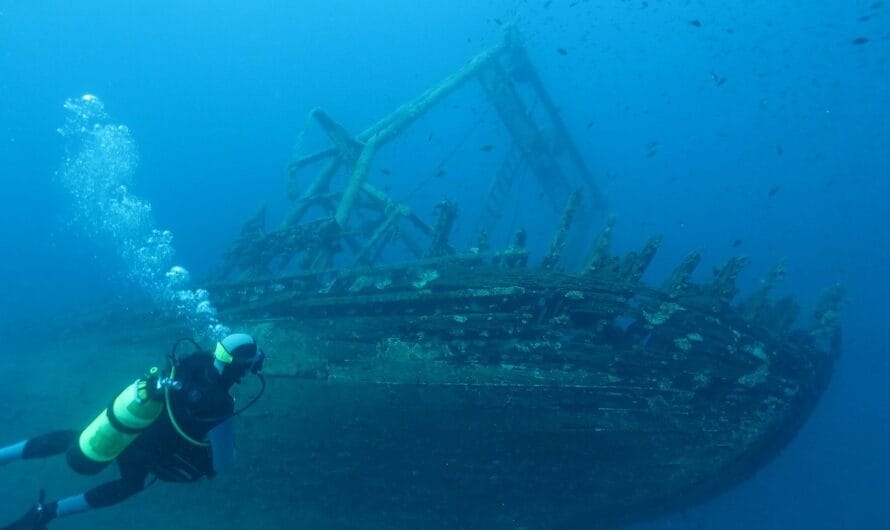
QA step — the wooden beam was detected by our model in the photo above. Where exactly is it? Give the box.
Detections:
[477,62,574,212]
[506,31,606,212]
[335,141,378,226]
[541,189,583,270]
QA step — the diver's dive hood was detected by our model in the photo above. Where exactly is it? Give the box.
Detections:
[214,333,266,382]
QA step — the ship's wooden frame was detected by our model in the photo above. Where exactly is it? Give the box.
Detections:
[196,29,842,529]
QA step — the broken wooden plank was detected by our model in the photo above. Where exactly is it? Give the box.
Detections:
[584,216,617,274]
[662,250,703,298]
[541,189,583,270]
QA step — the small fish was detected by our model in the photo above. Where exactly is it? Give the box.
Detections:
[859,14,872,21]
[731,239,743,248]
[852,37,870,45]
[494,18,503,26]
[586,120,594,128]
[690,19,702,28]
[768,185,781,197]
[645,140,659,157]
[427,133,433,142]
[380,168,392,176]
[709,71,727,86]
[557,48,568,56]
[871,1,883,9]
[641,1,648,7]
[479,144,494,152]
[776,145,784,156]
[435,169,446,178]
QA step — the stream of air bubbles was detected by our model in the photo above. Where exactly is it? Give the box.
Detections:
[57,94,229,340]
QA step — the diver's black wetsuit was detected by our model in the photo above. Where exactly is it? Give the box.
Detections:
[17,353,234,508]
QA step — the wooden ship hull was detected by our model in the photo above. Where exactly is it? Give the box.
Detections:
[96,28,840,529]
[204,245,840,529]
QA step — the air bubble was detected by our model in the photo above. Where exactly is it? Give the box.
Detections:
[58,94,229,341]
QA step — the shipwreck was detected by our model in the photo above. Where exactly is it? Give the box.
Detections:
[153,29,840,529]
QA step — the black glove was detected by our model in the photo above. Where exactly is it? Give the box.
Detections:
[1,491,57,530]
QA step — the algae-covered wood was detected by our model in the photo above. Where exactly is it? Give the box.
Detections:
[201,252,840,529]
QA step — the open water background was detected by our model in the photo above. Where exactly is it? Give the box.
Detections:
[1,1,887,528]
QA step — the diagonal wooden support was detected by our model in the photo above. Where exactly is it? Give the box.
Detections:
[312,108,363,164]
[476,141,525,235]
[286,156,340,225]
[503,32,605,212]
[352,208,401,266]
[335,141,379,226]
[288,36,507,177]
[477,61,574,212]
[361,182,433,236]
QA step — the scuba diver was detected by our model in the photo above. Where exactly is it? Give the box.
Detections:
[0,333,266,530]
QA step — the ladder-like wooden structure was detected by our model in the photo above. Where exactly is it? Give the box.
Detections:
[216,28,604,281]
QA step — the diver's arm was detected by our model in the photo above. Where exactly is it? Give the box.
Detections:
[208,417,237,475]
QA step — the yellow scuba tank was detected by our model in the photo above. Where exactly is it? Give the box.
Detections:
[66,367,165,475]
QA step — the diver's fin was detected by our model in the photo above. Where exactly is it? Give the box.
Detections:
[1,491,57,530]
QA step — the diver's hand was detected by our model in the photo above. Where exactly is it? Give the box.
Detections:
[1,491,57,530]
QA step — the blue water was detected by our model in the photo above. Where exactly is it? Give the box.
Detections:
[1,1,887,528]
